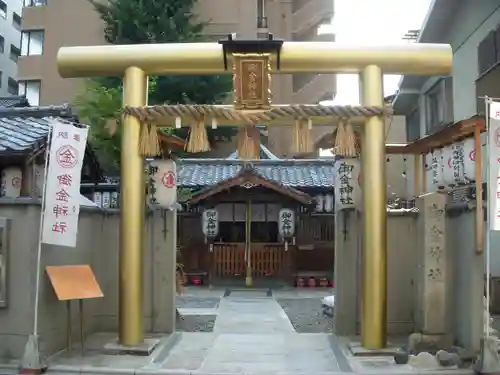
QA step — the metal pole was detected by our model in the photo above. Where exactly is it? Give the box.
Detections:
[79,299,84,353]
[32,125,52,335]
[360,65,387,349]
[67,301,72,352]
[119,66,148,345]
[485,96,491,338]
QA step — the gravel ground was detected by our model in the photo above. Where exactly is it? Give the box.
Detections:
[276,298,334,333]
[176,315,217,332]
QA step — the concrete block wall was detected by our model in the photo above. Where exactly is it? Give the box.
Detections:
[334,204,484,352]
[0,201,176,360]
[334,210,418,336]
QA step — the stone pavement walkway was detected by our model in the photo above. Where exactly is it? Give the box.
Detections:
[162,290,343,374]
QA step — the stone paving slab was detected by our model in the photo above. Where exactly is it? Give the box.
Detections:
[161,333,217,371]
[199,333,340,374]
[177,308,219,316]
[213,296,295,334]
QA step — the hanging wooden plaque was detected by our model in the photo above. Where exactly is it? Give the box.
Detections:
[232,53,272,110]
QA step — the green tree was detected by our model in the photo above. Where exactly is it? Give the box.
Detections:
[89,0,233,105]
[75,0,237,172]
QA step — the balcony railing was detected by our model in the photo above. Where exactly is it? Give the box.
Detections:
[292,74,335,104]
[292,0,333,36]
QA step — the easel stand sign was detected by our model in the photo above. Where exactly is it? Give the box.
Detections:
[46,265,104,353]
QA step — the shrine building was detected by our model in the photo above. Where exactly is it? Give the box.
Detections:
[176,145,336,287]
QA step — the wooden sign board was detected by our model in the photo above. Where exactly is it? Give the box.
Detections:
[232,53,271,110]
[46,265,104,301]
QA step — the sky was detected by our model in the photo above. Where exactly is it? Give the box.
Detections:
[320,0,434,106]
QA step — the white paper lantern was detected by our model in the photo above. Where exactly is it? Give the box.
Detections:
[202,209,219,237]
[278,208,295,238]
[441,146,455,186]
[34,164,45,197]
[1,167,22,198]
[93,192,102,207]
[102,192,111,208]
[324,194,334,213]
[451,142,466,184]
[315,195,324,212]
[431,150,444,189]
[148,160,177,208]
[110,192,119,208]
[462,138,476,182]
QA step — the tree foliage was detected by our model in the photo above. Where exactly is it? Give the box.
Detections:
[88,0,232,105]
[74,0,236,173]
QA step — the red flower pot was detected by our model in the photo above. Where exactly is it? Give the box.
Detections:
[308,277,316,288]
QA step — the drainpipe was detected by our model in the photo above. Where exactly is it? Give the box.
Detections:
[257,0,269,39]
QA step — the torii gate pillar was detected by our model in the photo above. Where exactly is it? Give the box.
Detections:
[57,41,452,349]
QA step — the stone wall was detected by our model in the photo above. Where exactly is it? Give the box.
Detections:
[0,200,176,360]
[334,210,418,336]
[334,198,484,352]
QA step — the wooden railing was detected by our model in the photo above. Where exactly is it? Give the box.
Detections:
[251,243,287,277]
[213,243,288,278]
[213,243,245,277]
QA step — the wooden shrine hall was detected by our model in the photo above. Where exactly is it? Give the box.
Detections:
[176,145,336,287]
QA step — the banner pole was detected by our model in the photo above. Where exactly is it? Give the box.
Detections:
[485,97,492,338]
[32,124,53,335]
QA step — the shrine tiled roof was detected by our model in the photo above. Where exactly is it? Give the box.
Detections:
[0,96,30,108]
[177,158,335,188]
[226,144,280,160]
[0,104,76,153]
[0,104,104,181]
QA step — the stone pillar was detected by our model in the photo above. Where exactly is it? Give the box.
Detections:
[411,192,451,349]
[151,209,177,333]
[334,209,361,336]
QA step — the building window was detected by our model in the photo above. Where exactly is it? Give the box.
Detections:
[21,30,44,56]
[0,36,5,54]
[18,80,41,106]
[23,0,46,6]
[406,108,421,142]
[7,78,18,95]
[0,1,6,19]
[478,29,497,77]
[425,83,444,133]
[10,45,20,62]
[12,12,21,31]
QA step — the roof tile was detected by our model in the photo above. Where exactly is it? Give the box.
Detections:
[178,159,334,188]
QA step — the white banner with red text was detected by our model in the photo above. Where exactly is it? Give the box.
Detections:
[41,120,89,247]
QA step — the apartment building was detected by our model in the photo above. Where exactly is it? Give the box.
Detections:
[392,0,500,192]
[18,0,335,157]
[392,0,500,289]
[0,0,22,97]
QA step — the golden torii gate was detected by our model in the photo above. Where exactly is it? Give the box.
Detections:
[57,39,452,350]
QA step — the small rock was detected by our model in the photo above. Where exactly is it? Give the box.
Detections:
[408,352,440,370]
[394,352,409,365]
[436,350,462,367]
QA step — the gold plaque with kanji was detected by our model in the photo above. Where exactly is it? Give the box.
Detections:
[232,53,272,110]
